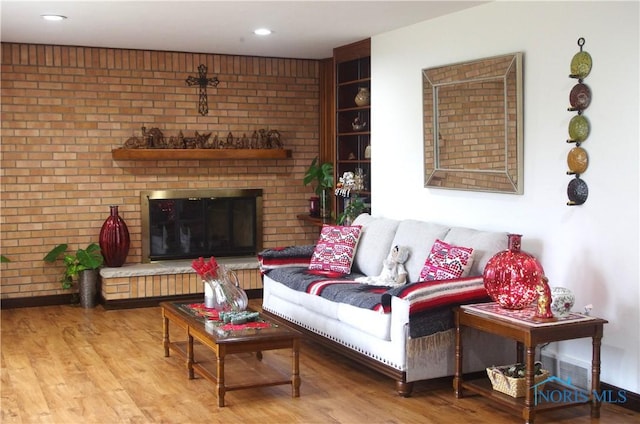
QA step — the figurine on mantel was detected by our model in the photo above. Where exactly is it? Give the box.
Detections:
[121,126,283,150]
[184,131,212,149]
[167,131,185,149]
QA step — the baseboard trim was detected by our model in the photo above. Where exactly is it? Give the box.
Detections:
[1,293,78,309]
[101,294,202,310]
[0,289,263,310]
[601,381,640,412]
[100,290,258,309]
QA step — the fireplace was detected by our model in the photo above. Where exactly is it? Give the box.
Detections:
[141,189,263,263]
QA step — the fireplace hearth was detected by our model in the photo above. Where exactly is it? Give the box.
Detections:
[141,189,263,263]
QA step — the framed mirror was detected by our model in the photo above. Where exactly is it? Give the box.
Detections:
[422,52,524,194]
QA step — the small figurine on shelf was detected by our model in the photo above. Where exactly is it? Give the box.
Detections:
[335,170,365,198]
[352,116,367,131]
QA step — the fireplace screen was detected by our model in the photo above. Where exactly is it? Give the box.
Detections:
[141,189,263,262]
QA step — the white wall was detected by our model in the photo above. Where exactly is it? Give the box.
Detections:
[371,1,639,393]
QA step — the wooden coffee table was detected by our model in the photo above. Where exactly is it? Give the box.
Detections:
[160,301,301,407]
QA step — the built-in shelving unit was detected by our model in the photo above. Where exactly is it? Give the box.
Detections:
[111,148,292,160]
[333,39,371,219]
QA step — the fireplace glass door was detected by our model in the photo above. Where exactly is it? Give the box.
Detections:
[146,193,259,261]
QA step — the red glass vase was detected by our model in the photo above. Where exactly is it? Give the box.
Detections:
[99,205,130,267]
[483,234,544,309]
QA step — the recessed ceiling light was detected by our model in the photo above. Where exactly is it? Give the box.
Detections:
[41,14,67,21]
[253,28,272,36]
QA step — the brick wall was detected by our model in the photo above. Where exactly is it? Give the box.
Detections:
[0,43,321,300]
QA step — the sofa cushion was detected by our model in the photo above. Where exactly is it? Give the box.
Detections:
[263,267,383,312]
[351,214,400,276]
[337,302,392,340]
[418,239,474,281]
[309,225,362,275]
[390,220,450,282]
[442,227,508,276]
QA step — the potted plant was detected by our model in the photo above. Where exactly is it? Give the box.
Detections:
[336,195,367,226]
[43,243,104,308]
[303,157,333,218]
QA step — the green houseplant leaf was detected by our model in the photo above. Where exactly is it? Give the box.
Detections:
[76,243,104,270]
[43,243,68,263]
[303,157,334,196]
[302,157,320,187]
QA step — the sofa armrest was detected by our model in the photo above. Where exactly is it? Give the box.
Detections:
[384,276,489,317]
[387,276,490,341]
[390,295,410,342]
[257,245,315,273]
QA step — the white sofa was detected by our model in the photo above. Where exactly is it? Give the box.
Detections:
[261,214,513,396]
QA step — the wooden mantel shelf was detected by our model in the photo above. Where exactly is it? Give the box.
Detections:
[111,148,292,161]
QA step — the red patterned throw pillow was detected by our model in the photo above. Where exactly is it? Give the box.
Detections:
[419,239,474,281]
[309,225,362,275]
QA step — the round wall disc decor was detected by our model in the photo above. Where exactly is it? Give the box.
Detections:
[568,115,590,142]
[567,146,589,174]
[567,178,589,205]
[569,83,591,110]
[570,51,592,79]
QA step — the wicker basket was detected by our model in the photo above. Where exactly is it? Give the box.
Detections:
[486,365,550,398]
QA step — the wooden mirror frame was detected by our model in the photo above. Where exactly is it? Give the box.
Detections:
[422,52,524,194]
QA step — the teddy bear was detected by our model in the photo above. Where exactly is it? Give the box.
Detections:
[356,245,410,287]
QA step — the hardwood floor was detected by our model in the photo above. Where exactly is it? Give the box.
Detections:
[1,301,637,423]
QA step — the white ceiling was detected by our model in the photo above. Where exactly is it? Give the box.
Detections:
[0,1,485,59]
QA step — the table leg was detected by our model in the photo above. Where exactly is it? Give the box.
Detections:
[256,350,263,361]
[591,332,603,418]
[516,341,524,364]
[292,339,301,398]
[187,331,194,380]
[217,347,226,407]
[453,309,464,398]
[523,345,536,424]
[162,313,170,357]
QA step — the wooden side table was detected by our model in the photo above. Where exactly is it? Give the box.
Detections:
[454,303,607,424]
[296,213,333,228]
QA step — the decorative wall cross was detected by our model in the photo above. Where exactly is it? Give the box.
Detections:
[186,64,220,116]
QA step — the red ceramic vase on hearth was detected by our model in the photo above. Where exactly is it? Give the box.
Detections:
[99,205,130,267]
[483,234,544,309]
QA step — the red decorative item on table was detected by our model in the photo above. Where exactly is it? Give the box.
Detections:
[192,256,248,312]
[192,256,220,279]
[192,256,221,309]
[483,234,545,309]
[534,276,554,319]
